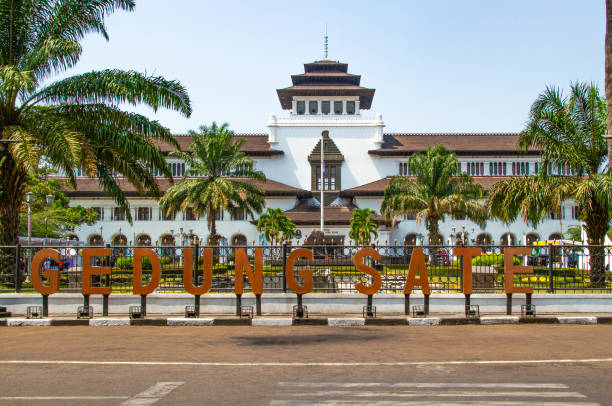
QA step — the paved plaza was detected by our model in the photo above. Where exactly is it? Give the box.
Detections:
[0,325,611,405]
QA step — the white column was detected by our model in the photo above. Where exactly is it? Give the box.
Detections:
[305,100,309,115]
[355,99,360,114]
[291,100,297,114]
[342,100,346,115]
[317,100,322,115]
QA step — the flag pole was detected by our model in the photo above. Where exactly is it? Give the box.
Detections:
[320,133,324,232]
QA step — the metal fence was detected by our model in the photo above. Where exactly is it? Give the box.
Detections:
[1,243,611,294]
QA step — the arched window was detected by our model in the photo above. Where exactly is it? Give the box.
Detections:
[404,233,419,246]
[476,233,492,245]
[88,234,103,246]
[136,234,152,246]
[526,233,539,245]
[548,233,562,241]
[232,234,247,246]
[500,233,515,246]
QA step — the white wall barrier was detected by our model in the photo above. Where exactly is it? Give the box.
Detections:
[1,293,612,315]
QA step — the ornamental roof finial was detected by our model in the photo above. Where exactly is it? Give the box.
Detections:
[324,24,328,59]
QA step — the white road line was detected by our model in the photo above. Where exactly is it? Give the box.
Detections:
[277,382,570,389]
[120,382,184,406]
[269,401,601,406]
[278,390,586,398]
[0,358,612,367]
[0,396,129,400]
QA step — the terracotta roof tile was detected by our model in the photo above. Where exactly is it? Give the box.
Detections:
[340,176,510,197]
[154,134,281,157]
[370,133,539,155]
[283,205,386,226]
[60,177,310,198]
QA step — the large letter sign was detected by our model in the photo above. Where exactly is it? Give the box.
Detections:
[132,248,161,295]
[183,248,213,295]
[503,247,534,294]
[454,247,481,294]
[30,248,60,295]
[403,247,430,294]
[82,248,111,295]
[234,248,263,295]
[285,248,313,294]
[353,247,382,295]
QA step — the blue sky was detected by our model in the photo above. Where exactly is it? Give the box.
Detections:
[66,0,604,134]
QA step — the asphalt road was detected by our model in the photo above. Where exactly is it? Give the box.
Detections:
[1,325,611,405]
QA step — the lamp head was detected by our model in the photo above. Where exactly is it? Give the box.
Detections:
[46,194,55,205]
[25,191,34,203]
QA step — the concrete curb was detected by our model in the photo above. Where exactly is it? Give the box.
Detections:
[167,318,214,326]
[252,318,293,327]
[7,319,51,326]
[328,318,366,326]
[2,315,612,326]
[89,319,130,326]
[480,316,520,325]
[408,317,441,326]
[557,316,598,324]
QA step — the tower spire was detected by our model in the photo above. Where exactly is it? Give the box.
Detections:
[324,24,328,59]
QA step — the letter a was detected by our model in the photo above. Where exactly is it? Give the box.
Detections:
[404,248,430,294]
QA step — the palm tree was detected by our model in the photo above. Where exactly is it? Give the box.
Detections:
[606,0,612,159]
[381,144,488,245]
[0,0,191,247]
[160,122,266,245]
[349,208,379,246]
[256,207,296,245]
[488,83,611,285]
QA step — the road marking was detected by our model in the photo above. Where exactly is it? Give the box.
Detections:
[270,402,601,406]
[0,358,612,367]
[278,390,585,398]
[120,382,184,405]
[0,396,129,400]
[278,383,570,389]
[271,381,599,406]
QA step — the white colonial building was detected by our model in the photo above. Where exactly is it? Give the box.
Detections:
[61,59,581,247]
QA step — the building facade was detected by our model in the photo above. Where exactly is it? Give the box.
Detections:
[60,60,581,247]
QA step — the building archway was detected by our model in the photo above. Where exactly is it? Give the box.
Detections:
[231,234,247,246]
[112,234,127,246]
[476,233,492,245]
[66,233,79,242]
[160,233,175,257]
[500,233,516,246]
[88,234,103,246]
[404,233,419,246]
[136,234,152,246]
[526,233,539,245]
[548,233,562,241]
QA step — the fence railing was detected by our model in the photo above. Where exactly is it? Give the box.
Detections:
[0,243,610,294]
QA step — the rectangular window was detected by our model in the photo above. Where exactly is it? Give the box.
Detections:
[309,101,318,114]
[215,210,224,221]
[92,207,104,221]
[184,207,197,221]
[399,162,410,176]
[346,101,355,115]
[112,207,125,221]
[403,213,416,220]
[296,101,305,115]
[334,101,343,114]
[159,209,174,221]
[330,166,336,190]
[572,206,581,220]
[322,101,330,115]
[234,208,245,221]
[316,166,321,190]
[137,207,152,221]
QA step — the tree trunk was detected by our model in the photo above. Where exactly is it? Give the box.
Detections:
[605,1,612,160]
[0,154,26,287]
[583,204,608,287]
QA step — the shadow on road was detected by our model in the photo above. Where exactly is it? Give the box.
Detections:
[230,330,390,347]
